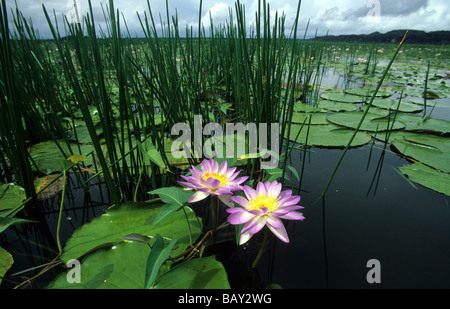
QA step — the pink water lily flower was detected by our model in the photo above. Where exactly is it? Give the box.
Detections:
[227,181,305,245]
[178,158,248,206]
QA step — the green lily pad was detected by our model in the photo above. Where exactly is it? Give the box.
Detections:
[0,247,13,285]
[47,243,230,289]
[290,112,331,125]
[47,241,156,288]
[292,102,321,113]
[327,111,405,132]
[320,91,365,103]
[390,132,450,173]
[152,255,231,289]
[394,114,450,134]
[317,100,358,112]
[371,98,423,113]
[286,124,372,148]
[29,140,94,174]
[60,202,202,264]
[399,162,450,196]
[344,88,391,98]
[0,183,26,212]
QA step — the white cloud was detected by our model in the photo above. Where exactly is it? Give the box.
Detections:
[4,0,449,38]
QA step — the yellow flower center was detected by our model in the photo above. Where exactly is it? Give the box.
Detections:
[247,194,278,213]
[201,172,229,187]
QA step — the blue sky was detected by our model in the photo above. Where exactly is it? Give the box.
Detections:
[4,0,450,39]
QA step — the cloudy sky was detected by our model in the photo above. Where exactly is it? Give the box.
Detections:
[4,0,450,38]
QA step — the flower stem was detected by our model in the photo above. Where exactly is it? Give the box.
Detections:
[211,195,217,233]
[252,228,270,268]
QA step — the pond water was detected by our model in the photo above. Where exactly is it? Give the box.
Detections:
[1,64,449,289]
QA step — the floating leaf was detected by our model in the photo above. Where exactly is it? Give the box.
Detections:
[291,112,331,125]
[292,102,321,113]
[152,255,231,289]
[34,174,66,201]
[286,124,372,148]
[399,162,450,196]
[0,247,13,285]
[0,183,26,212]
[371,98,423,113]
[317,100,358,112]
[60,202,202,264]
[394,114,450,134]
[327,111,405,132]
[320,91,365,103]
[47,241,155,288]
[29,140,94,174]
[390,132,450,173]
[344,88,391,97]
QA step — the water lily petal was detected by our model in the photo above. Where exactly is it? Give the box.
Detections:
[266,216,283,229]
[243,185,257,200]
[280,211,305,221]
[230,195,249,207]
[206,177,221,189]
[248,217,267,235]
[227,210,255,225]
[177,181,198,190]
[278,195,301,207]
[256,181,266,195]
[267,223,290,243]
[188,191,210,203]
[219,194,234,207]
[218,160,228,174]
[239,230,253,245]
[267,181,282,197]
[241,216,261,234]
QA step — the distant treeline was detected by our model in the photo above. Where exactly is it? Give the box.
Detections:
[310,30,450,45]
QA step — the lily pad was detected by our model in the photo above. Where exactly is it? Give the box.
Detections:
[152,255,231,289]
[327,111,405,132]
[394,114,450,134]
[0,247,13,285]
[292,102,321,113]
[0,183,26,213]
[47,243,230,289]
[286,124,372,148]
[60,202,202,264]
[290,112,331,125]
[399,162,450,196]
[320,91,365,103]
[390,132,450,173]
[29,140,94,174]
[317,100,358,112]
[371,98,423,113]
[34,174,66,201]
[344,88,391,98]
[47,241,157,288]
